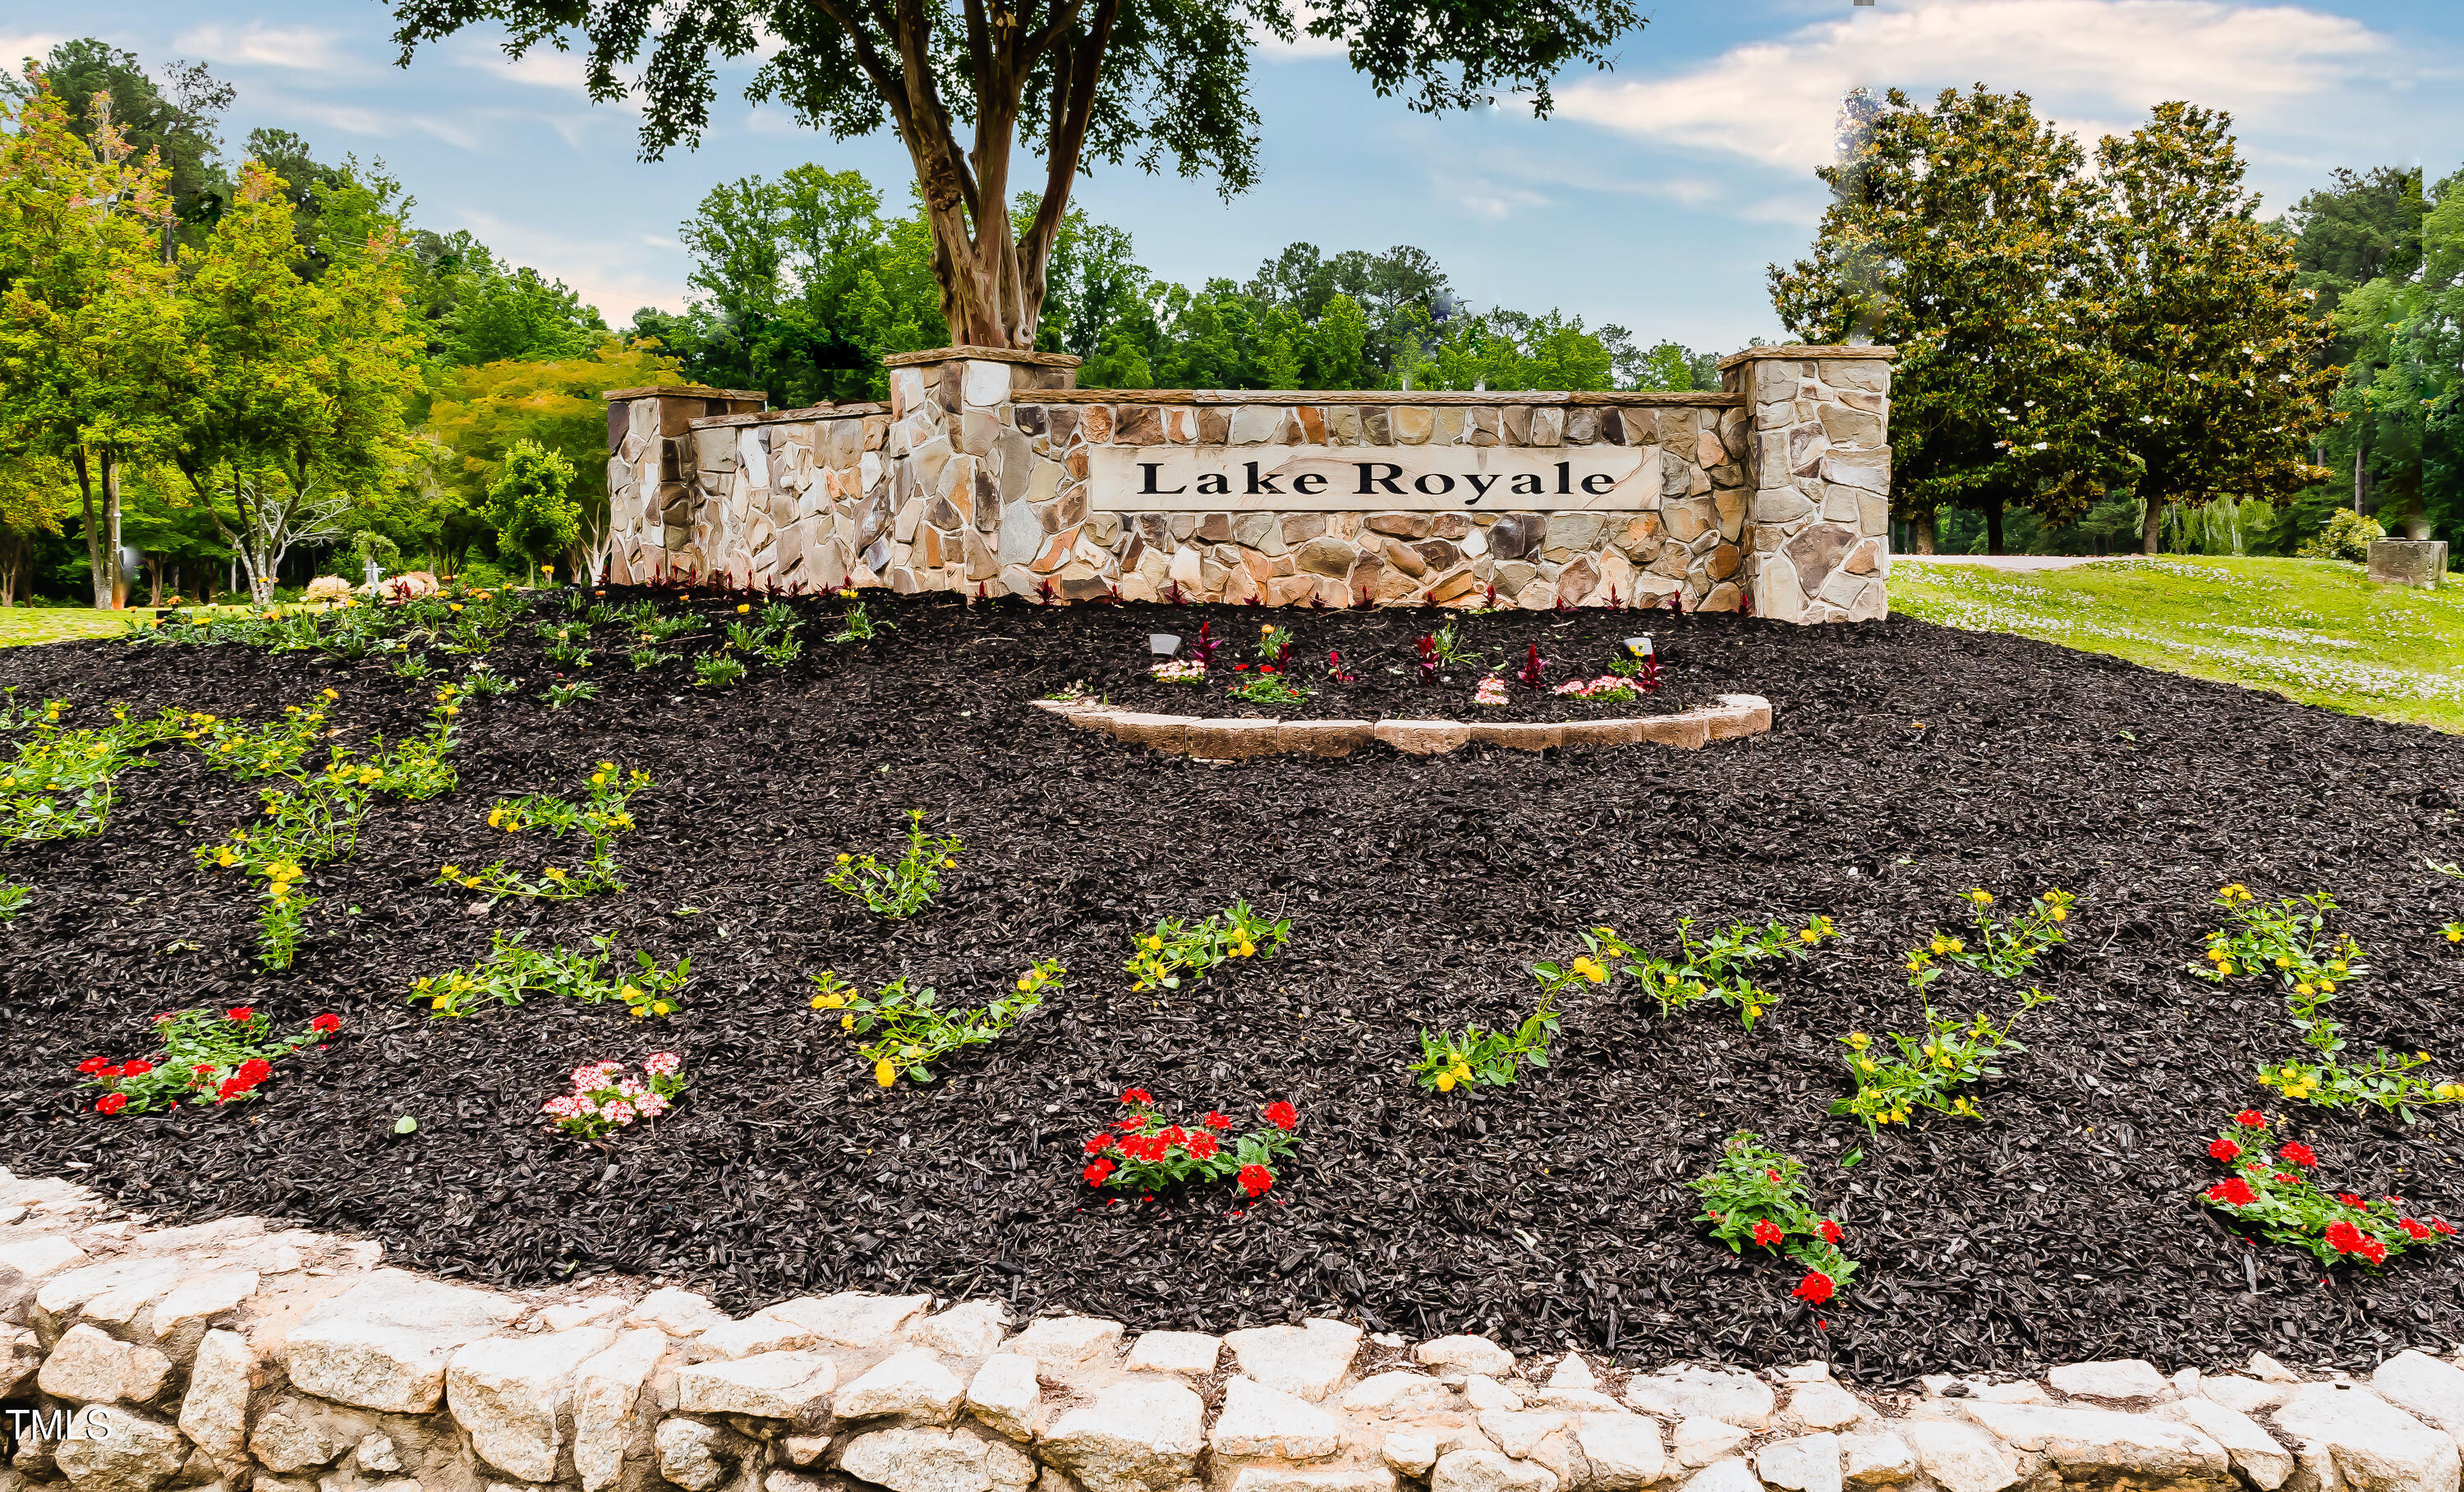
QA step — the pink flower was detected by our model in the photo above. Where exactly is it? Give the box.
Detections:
[643,1052,680,1075]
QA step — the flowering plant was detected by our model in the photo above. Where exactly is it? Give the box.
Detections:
[2200,886,2464,1116]
[79,1007,342,1114]
[0,698,186,845]
[1410,992,1558,1092]
[412,930,691,1020]
[1551,676,1639,702]
[1833,988,2056,1130]
[811,960,1062,1086]
[826,808,961,919]
[436,763,650,901]
[1254,622,1294,670]
[1149,658,1207,683]
[2199,1112,2454,1266]
[1191,619,1222,671]
[1473,676,1509,707]
[1125,900,1289,991]
[1537,917,1839,1031]
[1225,668,1311,706]
[543,1054,686,1140]
[1903,887,2075,988]
[1326,649,1358,684]
[1516,642,1548,688]
[1413,633,1439,685]
[1686,1134,1857,1304]
[1082,1091,1300,1199]
[375,570,440,604]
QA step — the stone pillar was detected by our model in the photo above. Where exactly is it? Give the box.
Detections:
[602,385,765,584]
[2368,538,2448,588]
[880,348,1082,596]
[1728,346,1895,624]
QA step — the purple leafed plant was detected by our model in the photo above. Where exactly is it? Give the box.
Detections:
[1193,619,1221,672]
[1413,633,1438,685]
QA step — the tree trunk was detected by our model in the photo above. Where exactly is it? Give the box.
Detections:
[2354,440,2366,513]
[1913,510,1938,554]
[1985,495,2005,556]
[105,449,125,609]
[71,448,110,609]
[2141,491,2165,554]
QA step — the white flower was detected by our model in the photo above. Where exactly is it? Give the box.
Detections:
[2033,441,2049,451]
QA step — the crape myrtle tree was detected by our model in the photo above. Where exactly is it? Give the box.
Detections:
[1770,86,2104,555]
[2083,104,2338,554]
[385,0,1647,351]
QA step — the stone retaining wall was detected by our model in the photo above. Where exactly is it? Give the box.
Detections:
[602,347,1892,624]
[10,1167,2464,1492]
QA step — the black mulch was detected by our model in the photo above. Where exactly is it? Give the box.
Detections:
[1084,606,1717,722]
[6,591,2464,1385]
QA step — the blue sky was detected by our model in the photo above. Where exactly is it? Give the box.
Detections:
[11,0,2460,352]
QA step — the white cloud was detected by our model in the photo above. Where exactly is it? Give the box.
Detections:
[445,207,687,319]
[2,32,71,71]
[1558,0,2411,180]
[171,22,360,76]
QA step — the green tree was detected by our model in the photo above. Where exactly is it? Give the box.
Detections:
[0,69,180,606]
[0,450,74,606]
[2083,104,2340,553]
[486,439,579,578]
[2,40,232,256]
[1771,85,2104,554]
[387,0,1644,350]
[159,163,421,603]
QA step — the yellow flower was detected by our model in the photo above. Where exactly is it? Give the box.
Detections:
[2328,960,2347,973]
[941,857,956,868]
[874,1060,898,1087]
[1846,1032,1869,1048]
[812,991,846,1009]
[1143,936,1162,951]
[2450,928,2462,944]
[2048,907,2066,922]
[1967,888,1993,905]
[1234,942,1255,957]
[653,1002,673,1015]
[441,863,460,878]
[841,1014,855,1030]
[738,603,751,613]
[2319,980,2336,993]
[1435,1071,1456,1092]
[1571,956,1606,984]
[836,853,853,864]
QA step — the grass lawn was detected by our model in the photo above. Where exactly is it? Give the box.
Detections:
[0,607,155,648]
[1892,554,2464,732]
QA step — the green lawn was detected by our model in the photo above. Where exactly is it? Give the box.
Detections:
[0,607,157,648]
[1891,555,2464,732]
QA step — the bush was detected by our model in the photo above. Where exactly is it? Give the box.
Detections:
[486,440,581,577]
[2296,509,2385,564]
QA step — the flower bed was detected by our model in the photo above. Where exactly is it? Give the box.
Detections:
[7,592,2464,1382]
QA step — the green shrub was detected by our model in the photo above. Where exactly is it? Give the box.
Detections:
[485,440,581,578]
[2296,509,2385,564]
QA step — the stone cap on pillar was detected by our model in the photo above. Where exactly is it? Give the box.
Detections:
[880,346,1083,370]
[1717,344,1896,370]
[603,384,771,401]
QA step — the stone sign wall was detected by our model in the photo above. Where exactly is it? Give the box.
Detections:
[604,343,1892,621]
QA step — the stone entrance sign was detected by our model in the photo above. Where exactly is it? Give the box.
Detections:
[605,343,1896,622]
[1089,444,1659,510]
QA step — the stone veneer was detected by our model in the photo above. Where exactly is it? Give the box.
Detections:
[7,1165,2463,1492]
[603,346,1892,624]
[1031,695,1772,759]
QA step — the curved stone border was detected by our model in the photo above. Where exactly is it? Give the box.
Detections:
[6,1166,2462,1492]
[1032,695,1772,759]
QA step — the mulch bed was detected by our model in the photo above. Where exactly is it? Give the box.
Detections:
[1085,606,1716,721]
[7,591,2464,1384]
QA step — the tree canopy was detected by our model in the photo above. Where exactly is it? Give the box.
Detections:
[385,0,1647,350]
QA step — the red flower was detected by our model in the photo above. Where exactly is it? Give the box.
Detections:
[2324,1221,2366,1255]
[1119,1088,1152,1105]
[1083,1134,1114,1154]
[1232,663,1249,670]
[237,1058,271,1084]
[1186,1133,1220,1160]
[1260,665,1277,675]
[1115,1115,1146,1131]
[2205,1178,2258,1206]
[2234,1109,2266,1128]
[121,1060,153,1078]
[99,1064,124,1079]
[95,1093,126,1116]
[225,1006,255,1021]
[2402,1218,2434,1241]
[76,1057,108,1074]
[1766,1168,1781,1182]
[1083,1158,1115,1186]
[1156,1126,1188,1149]
[2275,1172,2300,1182]
[2278,1142,2317,1167]
[1818,1219,1845,1244]
[191,1064,214,1076]
[2359,1236,2388,1264]
[1262,1101,1298,1131]
[2208,1138,2241,1163]
[150,1012,172,1024]
[2437,1220,2458,1236]
[1237,1164,1274,1198]
[1202,1112,1233,1130]
[1751,1219,1784,1246]
[1791,1270,1835,1305]
[2336,1193,2366,1209]
[310,1014,342,1034]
